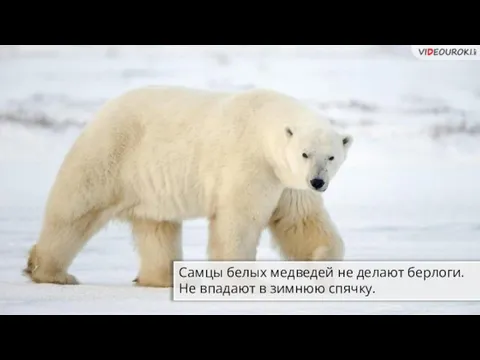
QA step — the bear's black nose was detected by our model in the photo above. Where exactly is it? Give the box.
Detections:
[310,178,325,190]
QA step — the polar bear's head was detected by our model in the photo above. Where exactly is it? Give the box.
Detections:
[273,123,353,192]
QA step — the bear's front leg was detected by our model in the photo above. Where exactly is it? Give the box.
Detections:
[208,209,265,261]
[208,184,282,261]
[207,166,284,261]
[132,219,183,288]
[268,189,345,261]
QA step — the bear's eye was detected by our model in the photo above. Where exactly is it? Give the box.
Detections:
[302,153,308,159]
[329,156,335,161]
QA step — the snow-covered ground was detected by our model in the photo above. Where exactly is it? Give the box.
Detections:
[1,45,479,314]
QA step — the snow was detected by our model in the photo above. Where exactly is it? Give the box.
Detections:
[1,45,480,314]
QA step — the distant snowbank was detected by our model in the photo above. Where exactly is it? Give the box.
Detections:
[1,45,479,158]
[0,45,414,59]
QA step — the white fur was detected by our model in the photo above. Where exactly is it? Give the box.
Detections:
[23,86,353,287]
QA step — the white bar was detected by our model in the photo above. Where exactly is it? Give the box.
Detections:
[173,261,480,301]
[411,45,480,60]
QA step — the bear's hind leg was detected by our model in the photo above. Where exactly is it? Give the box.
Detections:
[132,219,182,288]
[24,210,108,285]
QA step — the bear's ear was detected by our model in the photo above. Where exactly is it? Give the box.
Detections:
[285,127,293,138]
[342,134,353,150]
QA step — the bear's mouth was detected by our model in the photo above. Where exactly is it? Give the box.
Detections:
[308,178,328,192]
[309,185,328,192]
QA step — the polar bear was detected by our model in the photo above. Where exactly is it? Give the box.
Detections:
[23,85,353,287]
